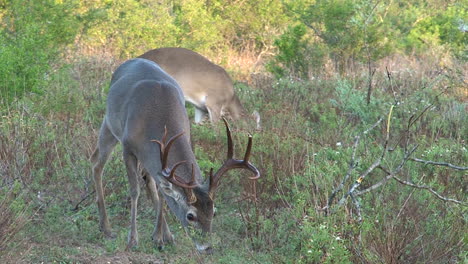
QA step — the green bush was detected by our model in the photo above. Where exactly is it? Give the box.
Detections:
[0,0,80,106]
[406,3,467,59]
[267,24,326,79]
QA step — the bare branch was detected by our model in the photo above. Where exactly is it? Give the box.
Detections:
[322,135,360,211]
[336,155,382,207]
[350,192,362,222]
[356,146,418,196]
[363,117,384,135]
[356,145,464,205]
[354,168,393,196]
[336,107,394,207]
[392,176,465,205]
[322,118,383,211]
[410,157,468,171]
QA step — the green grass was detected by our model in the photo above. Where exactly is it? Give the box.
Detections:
[0,55,466,263]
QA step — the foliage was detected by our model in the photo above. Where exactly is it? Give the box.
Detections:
[281,0,394,74]
[208,0,290,50]
[406,2,467,59]
[0,0,466,263]
[0,0,80,105]
[0,181,29,262]
[266,24,327,79]
[76,0,290,58]
[270,0,465,77]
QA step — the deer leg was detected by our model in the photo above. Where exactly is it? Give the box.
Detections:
[194,107,207,123]
[91,121,118,238]
[206,104,222,123]
[143,172,174,249]
[123,150,140,250]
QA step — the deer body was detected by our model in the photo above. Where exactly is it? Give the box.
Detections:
[91,58,259,253]
[138,47,244,123]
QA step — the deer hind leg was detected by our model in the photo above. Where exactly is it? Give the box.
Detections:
[91,121,118,238]
[206,104,222,123]
[123,149,140,250]
[143,171,174,249]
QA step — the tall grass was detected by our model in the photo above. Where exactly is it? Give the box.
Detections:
[0,53,466,263]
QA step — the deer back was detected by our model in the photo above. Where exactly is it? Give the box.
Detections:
[105,58,198,186]
[138,47,237,112]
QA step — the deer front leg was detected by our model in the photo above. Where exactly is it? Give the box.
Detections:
[194,107,207,123]
[144,173,174,249]
[91,122,118,238]
[123,150,140,250]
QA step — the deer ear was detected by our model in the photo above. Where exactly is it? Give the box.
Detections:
[159,180,182,200]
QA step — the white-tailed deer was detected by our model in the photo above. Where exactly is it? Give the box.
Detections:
[138,47,245,123]
[91,58,260,253]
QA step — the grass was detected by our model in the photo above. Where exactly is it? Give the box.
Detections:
[0,53,466,263]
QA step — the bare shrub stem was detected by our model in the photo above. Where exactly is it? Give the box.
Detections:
[409,158,468,171]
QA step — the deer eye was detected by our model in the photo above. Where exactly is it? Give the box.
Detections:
[187,213,196,221]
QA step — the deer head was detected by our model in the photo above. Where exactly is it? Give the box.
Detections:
[152,118,260,252]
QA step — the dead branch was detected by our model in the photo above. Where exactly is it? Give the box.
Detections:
[322,134,360,212]
[350,192,362,222]
[336,106,394,208]
[355,146,418,196]
[392,176,465,205]
[321,117,383,212]
[409,158,468,171]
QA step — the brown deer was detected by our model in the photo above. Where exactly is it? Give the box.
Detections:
[138,47,245,123]
[91,58,260,253]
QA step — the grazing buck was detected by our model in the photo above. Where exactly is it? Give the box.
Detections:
[138,47,245,123]
[91,58,260,253]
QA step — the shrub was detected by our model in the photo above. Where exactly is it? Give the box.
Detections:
[0,0,80,106]
[0,181,30,262]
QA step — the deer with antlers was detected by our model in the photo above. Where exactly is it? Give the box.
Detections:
[91,58,259,253]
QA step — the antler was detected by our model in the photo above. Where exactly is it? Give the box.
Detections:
[151,126,197,189]
[209,118,260,194]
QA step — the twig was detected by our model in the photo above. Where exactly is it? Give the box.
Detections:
[409,158,468,171]
[355,145,418,196]
[322,135,360,211]
[392,176,465,205]
[350,192,362,222]
[72,190,95,211]
[336,106,394,207]
[322,117,383,211]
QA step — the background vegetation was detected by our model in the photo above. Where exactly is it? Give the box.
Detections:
[1,0,466,263]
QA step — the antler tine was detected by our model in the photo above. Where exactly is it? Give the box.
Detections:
[151,128,197,189]
[161,131,185,170]
[222,117,234,159]
[243,134,253,162]
[162,126,168,148]
[163,161,197,189]
[242,134,260,180]
[209,119,260,193]
[150,126,170,167]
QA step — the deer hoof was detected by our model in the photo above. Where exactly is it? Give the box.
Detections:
[153,233,174,250]
[126,238,139,251]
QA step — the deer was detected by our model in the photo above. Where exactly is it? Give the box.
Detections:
[91,58,260,253]
[138,47,246,124]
